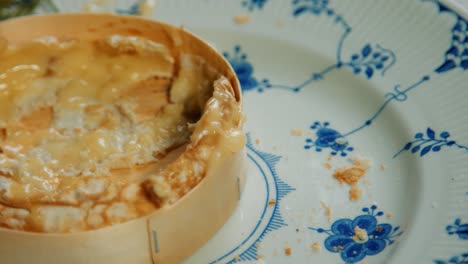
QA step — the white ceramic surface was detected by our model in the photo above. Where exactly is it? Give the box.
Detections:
[19,0,468,263]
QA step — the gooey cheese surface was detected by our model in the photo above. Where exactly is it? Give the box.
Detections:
[0,35,243,233]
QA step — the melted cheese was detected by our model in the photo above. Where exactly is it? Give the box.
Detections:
[0,35,243,233]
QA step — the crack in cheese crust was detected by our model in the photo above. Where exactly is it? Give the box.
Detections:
[0,35,243,233]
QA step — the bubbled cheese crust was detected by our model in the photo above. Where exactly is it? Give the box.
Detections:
[0,35,243,233]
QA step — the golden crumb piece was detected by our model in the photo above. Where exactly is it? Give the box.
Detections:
[349,186,362,201]
[255,138,261,145]
[312,242,321,251]
[268,198,276,206]
[352,226,368,242]
[284,247,292,256]
[327,155,333,161]
[290,129,304,136]
[257,254,264,259]
[333,164,366,185]
[380,163,385,171]
[386,213,393,219]
[233,255,240,261]
[233,14,251,24]
[323,162,332,170]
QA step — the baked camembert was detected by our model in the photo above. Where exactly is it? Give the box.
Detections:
[0,35,244,233]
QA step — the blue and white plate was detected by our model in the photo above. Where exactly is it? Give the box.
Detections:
[30,0,468,263]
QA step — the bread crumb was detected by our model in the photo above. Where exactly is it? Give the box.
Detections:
[268,198,276,206]
[333,245,344,252]
[257,254,264,259]
[327,155,333,161]
[233,14,251,24]
[323,162,332,170]
[333,164,366,185]
[352,226,368,242]
[255,242,262,249]
[276,20,284,28]
[255,138,261,145]
[320,201,332,222]
[386,213,393,219]
[291,129,304,136]
[233,255,240,261]
[380,163,385,171]
[284,247,292,256]
[312,242,321,251]
[349,186,362,201]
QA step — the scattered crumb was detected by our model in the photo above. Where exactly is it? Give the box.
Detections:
[312,242,321,251]
[333,163,367,185]
[352,226,368,242]
[375,226,383,232]
[268,198,276,206]
[276,20,284,27]
[233,14,251,24]
[255,242,262,249]
[284,247,292,256]
[333,245,344,252]
[386,213,393,219]
[233,255,240,261]
[320,201,332,222]
[327,155,333,161]
[323,162,332,170]
[257,254,264,259]
[380,163,385,171]
[255,138,261,145]
[139,0,156,17]
[291,129,304,136]
[349,186,362,201]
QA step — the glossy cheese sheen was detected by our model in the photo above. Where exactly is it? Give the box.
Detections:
[0,35,243,233]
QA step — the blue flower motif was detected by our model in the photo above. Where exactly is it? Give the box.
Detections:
[310,205,403,263]
[224,45,271,92]
[304,121,354,156]
[435,17,468,73]
[394,127,468,158]
[344,44,396,79]
[242,0,268,11]
[446,218,468,240]
[116,2,139,15]
[434,253,468,264]
[292,0,331,17]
